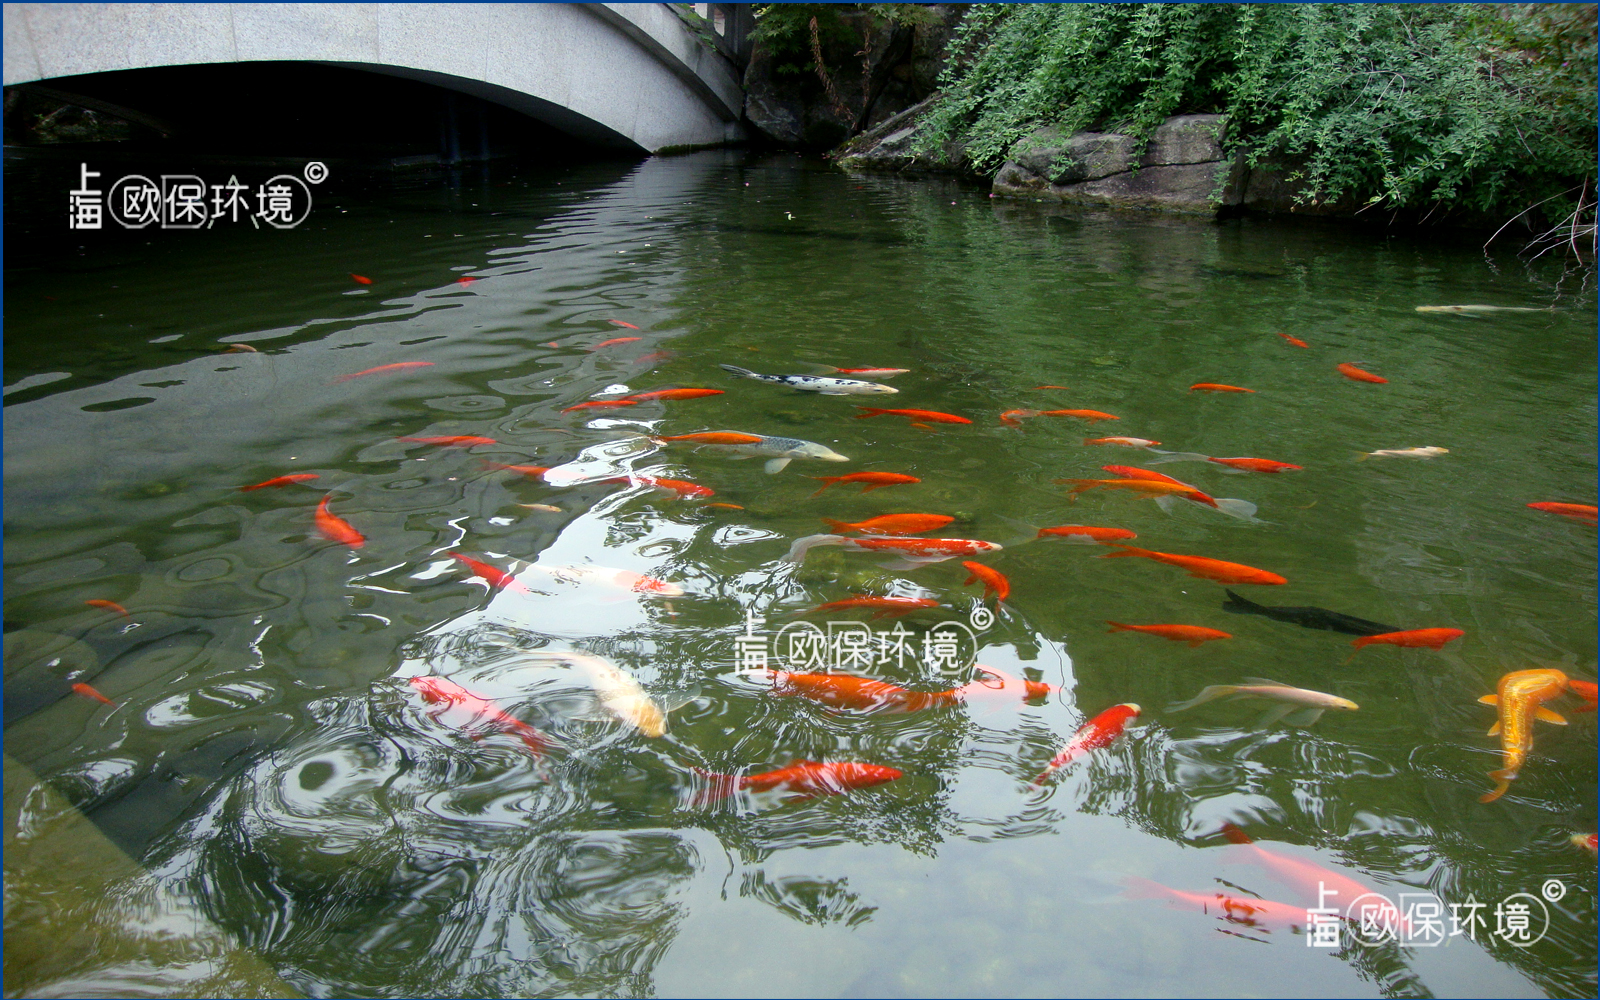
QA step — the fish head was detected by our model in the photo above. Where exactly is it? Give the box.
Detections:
[796,443,850,462]
[859,383,899,395]
[620,572,684,597]
[1332,697,1360,711]
[408,676,453,704]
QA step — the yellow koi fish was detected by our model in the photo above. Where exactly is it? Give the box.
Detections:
[1478,669,1568,803]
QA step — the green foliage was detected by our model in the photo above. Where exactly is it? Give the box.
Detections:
[918,4,1597,227]
[751,3,940,76]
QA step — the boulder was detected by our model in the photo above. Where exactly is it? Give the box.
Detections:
[830,96,975,175]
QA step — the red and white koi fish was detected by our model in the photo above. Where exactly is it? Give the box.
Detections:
[692,759,903,805]
[332,361,435,384]
[238,473,321,491]
[1572,833,1598,854]
[409,675,552,757]
[72,682,116,706]
[785,534,1002,570]
[315,496,365,548]
[85,599,130,616]
[1122,876,1307,933]
[1106,622,1230,647]
[962,561,1010,602]
[449,552,532,593]
[1032,703,1140,785]
[398,436,497,448]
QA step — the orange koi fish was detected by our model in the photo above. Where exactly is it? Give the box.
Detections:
[653,432,765,445]
[1037,525,1138,543]
[855,406,972,426]
[1122,877,1308,933]
[1191,383,1255,393]
[693,759,903,804]
[591,337,642,350]
[85,599,130,616]
[786,534,1002,568]
[398,436,497,448]
[703,502,745,510]
[1527,502,1598,521]
[1084,437,1161,448]
[1349,628,1464,657]
[1099,545,1287,585]
[222,343,259,353]
[608,319,641,329]
[409,675,552,757]
[821,513,953,535]
[562,399,638,413]
[456,276,477,286]
[350,273,373,285]
[1100,465,1194,486]
[956,665,1058,703]
[71,683,116,706]
[1106,622,1231,647]
[332,361,435,383]
[481,461,552,479]
[799,596,940,619]
[449,552,531,593]
[1478,668,1569,803]
[1219,824,1385,917]
[604,475,714,498]
[759,669,956,712]
[830,367,909,377]
[1032,702,1141,784]
[1059,478,1218,507]
[1208,457,1302,473]
[1040,409,1119,422]
[1566,678,1597,712]
[315,496,365,548]
[1337,362,1387,383]
[808,471,920,498]
[1278,333,1309,348]
[623,388,724,402]
[634,350,674,366]
[962,561,1010,602]
[239,473,321,491]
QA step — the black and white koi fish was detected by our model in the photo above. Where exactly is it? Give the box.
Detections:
[718,365,898,396]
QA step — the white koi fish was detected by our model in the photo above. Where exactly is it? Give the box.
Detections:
[525,563,683,597]
[718,365,898,396]
[652,430,849,473]
[1167,677,1358,727]
[1358,446,1449,460]
[508,650,669,737]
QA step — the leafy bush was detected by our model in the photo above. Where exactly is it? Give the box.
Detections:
[918,3,1596,238]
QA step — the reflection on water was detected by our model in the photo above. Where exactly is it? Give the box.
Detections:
[4,150,1595,998]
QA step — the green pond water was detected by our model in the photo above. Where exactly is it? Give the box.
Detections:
[4,150,1596,999]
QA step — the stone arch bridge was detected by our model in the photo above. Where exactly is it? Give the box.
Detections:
[2,2,750,152]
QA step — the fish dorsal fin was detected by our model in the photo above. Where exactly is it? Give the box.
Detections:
[1241,677,1290,688]
[1536,707,1568,725]
[1487,721,1502,736]
[1478,694,1499,705]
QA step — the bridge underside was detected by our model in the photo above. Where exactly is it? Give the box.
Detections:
[3,3,744,153]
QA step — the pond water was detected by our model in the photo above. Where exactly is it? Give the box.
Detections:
[4,150,1596,999]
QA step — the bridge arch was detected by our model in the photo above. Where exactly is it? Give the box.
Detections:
[3,3,746,152]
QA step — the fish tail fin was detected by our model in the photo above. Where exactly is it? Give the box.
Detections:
[1120,875,1175,902]
[1144,452,1209,465]
[1220,822,1254,845]
[854,407,886,419]
[1105,621,1134,633]
[1212,498,1260,520]
[1097,544,1142,559]
[1479,773,1514,803]
[689,767,739,807]
[808,479,838,499]
[820,517,854,533]
[1165,685,1236,713]
[1354,452,1370,462]
[718,364,756,378]
[785,534,844,563]
[1221,589,1260,614]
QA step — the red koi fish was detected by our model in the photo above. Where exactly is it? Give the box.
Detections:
[634,350,674,366]
[1566,678,1597,712]
[760,669,955,712]
[332,361,435,384]
[449,552,531,593]
[398,436,497,448]
[962,561,1010,602]
[808,471,920,498]
[1106,621,1230,647]
[1084,437,1161,448]
[693,759,903,804]
[1099,545,1287,585]
[1191,383,1255,393]
[350,273,372,285]
[239,473,321,491]
[1033,385,1069,390]
[703,502,745,510]
[799,596,940,619]
[409,675,552,757]
[1060,478,1219,508]
[1039,409,1118,422]
[1337,362,1387,383]
[1122,876,1308,933]
[1349,628,1464,656]
[1101,465,1194,487]
[1208,457,1302,473]
[85,599,130,616]
[562,399,637,413]
[822,513,953,535]
[591,337,642,350]
[653,432,765,445]
[481,461,552,479]
[315,496,365,548]
[71,683,116,706]
[1219,823,1387,917]
[608,319,641,329]
[604,475,714,498]
[831,367,908,377]
[785,534,1002,567]
[1527,502,1598,521]
[1032,702,1141,784]
[855,407,972,426]
[1278,333,1309,348]
[623,388,724,402]
[456,276,476,286]
[1037,525,1138,544]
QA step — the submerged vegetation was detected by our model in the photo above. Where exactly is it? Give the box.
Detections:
[918,3,1597,254]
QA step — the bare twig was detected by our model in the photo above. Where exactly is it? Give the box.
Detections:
[810,16,850,118]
